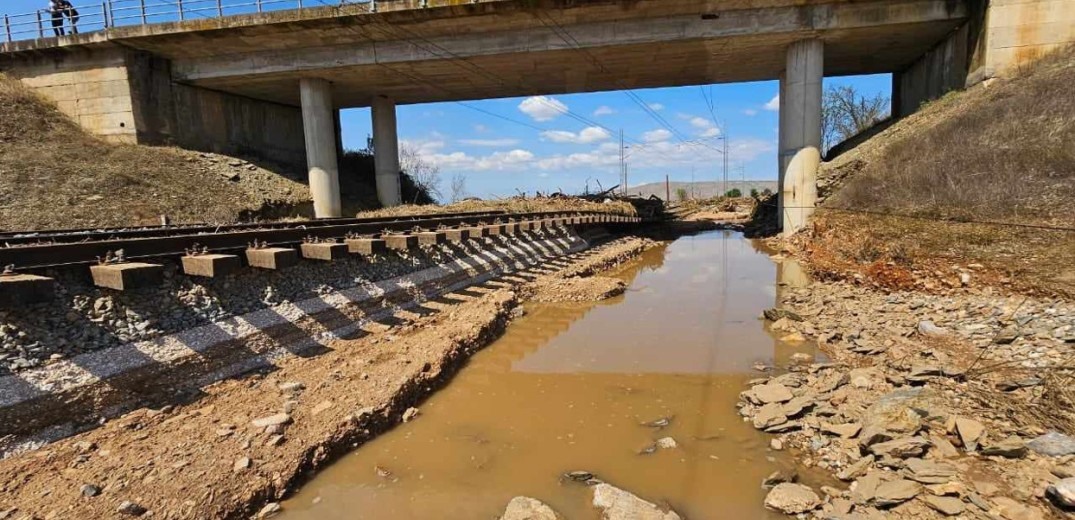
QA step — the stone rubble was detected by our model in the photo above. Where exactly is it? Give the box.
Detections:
[736,279,1075,519]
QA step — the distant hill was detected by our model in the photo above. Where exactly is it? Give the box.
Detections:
[624,180,778,201]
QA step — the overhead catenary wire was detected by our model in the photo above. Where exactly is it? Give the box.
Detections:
[534,11,730,157]
[358,7,649,148]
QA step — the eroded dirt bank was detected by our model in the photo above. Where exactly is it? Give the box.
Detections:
[0,236,657,520]
[745,262,1075,519]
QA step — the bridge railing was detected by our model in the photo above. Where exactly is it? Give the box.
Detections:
[2,0,376,43]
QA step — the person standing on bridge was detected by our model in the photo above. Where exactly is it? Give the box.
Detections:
[46,0,66,36]
[59,0,79,34]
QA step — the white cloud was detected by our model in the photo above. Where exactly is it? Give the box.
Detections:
[593,105,616,117]
[534,137,774,173]
[518,96,568,122]
[401,138,446,156]
[541,126,612,144]
[473,124,488,133]
[742,108,758,116]
[648,103,665,112]
[473,149,535,170]
[764,94,780,111]
[700,127,721,138]
[689,117,714,129]
[642,129,673,143]
[457,138,521,147]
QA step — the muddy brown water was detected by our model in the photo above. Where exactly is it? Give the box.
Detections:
[280,230,819,519]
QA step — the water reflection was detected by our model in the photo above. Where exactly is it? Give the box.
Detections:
[280,230,816,520]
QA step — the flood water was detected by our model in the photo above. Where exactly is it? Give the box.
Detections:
[280,230,816,519]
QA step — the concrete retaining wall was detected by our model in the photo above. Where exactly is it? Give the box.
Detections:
[894,24,974,116]
[981,0,1075,76]
[1,46,308,168]
[895,0,1075,116]
[126,52,307,167]
[4,47,140,143]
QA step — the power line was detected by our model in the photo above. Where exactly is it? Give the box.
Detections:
[534,11,730,158]
[362,9,645,147]
[535,12,691,144]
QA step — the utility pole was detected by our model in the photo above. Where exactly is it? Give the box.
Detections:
[619,129,625,195]
[722,132,729,197]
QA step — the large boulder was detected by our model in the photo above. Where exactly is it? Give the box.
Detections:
[591,483,681,520]
[499,497,563,520]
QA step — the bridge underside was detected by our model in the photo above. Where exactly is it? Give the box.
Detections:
[110,0,969,108]
[178,24,962,108]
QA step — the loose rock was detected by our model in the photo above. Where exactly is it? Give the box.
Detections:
[591,483,681,520]
[922,495,966,516]
[1046,478,1075,509]
[1028,432,1075,457]
[872,479,921,507]
[763,483,820,514]
[499,496,563,520]
[117,501,147,516]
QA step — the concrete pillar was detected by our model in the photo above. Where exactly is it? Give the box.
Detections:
[372,95,402,207]
[778,39,823,235]
[300,78,342,218]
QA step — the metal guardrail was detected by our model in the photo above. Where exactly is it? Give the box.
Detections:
[2,0,381,43]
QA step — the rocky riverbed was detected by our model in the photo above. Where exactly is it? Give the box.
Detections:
[742,278,1075,519]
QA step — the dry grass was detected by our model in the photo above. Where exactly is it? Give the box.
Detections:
[789,211,1075,298]
[792,48,1075,296]
[826,46,1075,228]
[0,74,325,230]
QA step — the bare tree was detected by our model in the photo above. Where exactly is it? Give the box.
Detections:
[822,85,889,152]
[399,143,442,203]
[449,173,468,203]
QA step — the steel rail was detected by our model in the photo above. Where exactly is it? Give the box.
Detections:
[0,210,637,270]
[0,210,506,245]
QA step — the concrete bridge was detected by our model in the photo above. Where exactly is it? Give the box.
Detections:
[1,0,1072,231]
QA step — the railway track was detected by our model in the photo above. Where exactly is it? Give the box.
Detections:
[0,210,640,271]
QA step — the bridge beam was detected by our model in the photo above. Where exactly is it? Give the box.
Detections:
[778,39,823,236]
[300,78,342,218]
[372,95,403,207]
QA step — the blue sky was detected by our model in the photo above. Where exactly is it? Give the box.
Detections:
[343,75,891,199]
[3,0,892,199]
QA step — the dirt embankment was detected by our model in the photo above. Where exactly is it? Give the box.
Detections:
[0,75,439,230]
[0,74,320,230]
[0,236,654,520]
[778,46,1075,299]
